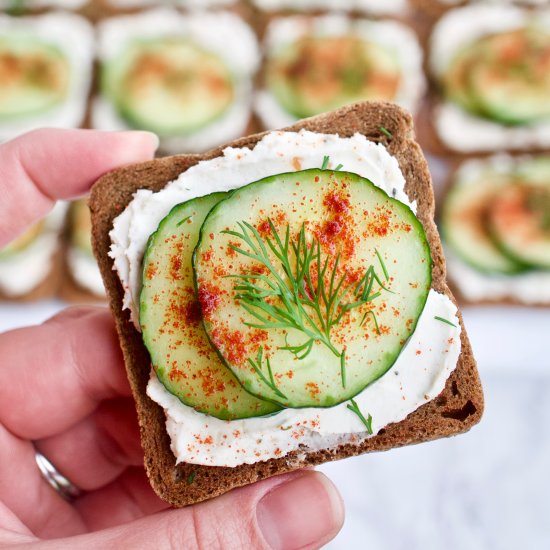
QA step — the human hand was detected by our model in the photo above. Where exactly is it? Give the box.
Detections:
[0,129,344,549]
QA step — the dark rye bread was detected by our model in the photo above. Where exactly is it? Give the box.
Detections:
[90,101,484,507]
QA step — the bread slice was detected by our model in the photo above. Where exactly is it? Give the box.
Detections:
[90,101,483,507]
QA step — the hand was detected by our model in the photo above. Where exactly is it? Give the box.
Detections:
[0,129,344,549]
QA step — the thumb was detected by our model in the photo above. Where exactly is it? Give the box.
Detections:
[40,470,344,550]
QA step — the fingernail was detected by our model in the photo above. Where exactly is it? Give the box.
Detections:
[137,131,160,152]
[257,471,344,550]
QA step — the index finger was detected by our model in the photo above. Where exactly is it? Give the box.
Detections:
[0,307,131,440]
[0,128,158,246]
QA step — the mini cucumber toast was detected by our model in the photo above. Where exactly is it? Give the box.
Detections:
[62,199,106,302]
[93,9,259,154]
[0,202,66,301]
[423,4,550,155]
[0,12,94,141]
[257,15,425,130]
[442,155,550,305]
[91,102,483,507]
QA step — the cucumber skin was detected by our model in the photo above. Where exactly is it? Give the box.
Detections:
[193,168,433,409]
[140,192,281,420]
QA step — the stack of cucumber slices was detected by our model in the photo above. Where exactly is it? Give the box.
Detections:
[140,166,433,421]
[442,28,550,125]
[442,157,550,274]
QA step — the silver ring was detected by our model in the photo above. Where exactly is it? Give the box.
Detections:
[35,451,83,502]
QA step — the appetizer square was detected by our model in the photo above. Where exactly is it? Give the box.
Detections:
[63,199,106,301]
[442,155,550,305]
[91,102,483,506]
[429,4,550,154]
[0,12,93,141]
[256,14,425,130]
[92,8,259,154]
[0,202,66,300]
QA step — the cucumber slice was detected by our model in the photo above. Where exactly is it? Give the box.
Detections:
[102,38,235,136]
[442,43,482,113]
[0,221,45,260]
[488,179,550,269]
[0,36,70,120]
[266,35,401,118]
[140,193,280,420]
[441,170,526,274]
[467,29,550,125]
[69,199,93,256]
[194,169,432,408]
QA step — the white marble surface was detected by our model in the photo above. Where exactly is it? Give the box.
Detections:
[1,300,549,549]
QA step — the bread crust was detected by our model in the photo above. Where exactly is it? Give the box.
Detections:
[90,101,483,507]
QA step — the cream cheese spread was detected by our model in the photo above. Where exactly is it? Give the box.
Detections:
[110,130,462,467]
[251,0,408,16]
[430,4,550,152]
[0,201,67,297]
[255,15,426,130]
[0,12,94,142]
[445,155,550,303]
[92,9,259,155]
[67,247,106,298]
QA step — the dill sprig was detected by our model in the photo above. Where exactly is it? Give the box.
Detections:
[248,346,287,399]
[187,471,196,485]
[347,398,373,434]
[434,316,457,327]
[223,220,390,389]
[321,156,343,171]
[379,126,393,140]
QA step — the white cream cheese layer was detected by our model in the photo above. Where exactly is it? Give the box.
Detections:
[0,202,67,296]
[252,0,408,16]
[255,15,425,130]
[430,5,550,153]
[67,248,106,298]
[0,12,94,142]
[107,0,236,7]
[445,155,550,303]
[92,9,259,155]
[439,0,548,5]
[110,130,461,467]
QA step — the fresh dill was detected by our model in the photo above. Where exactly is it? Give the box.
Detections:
[379,126,393,140]
[434,316,457,327]
[176,216,191,227]
[347,398,373,434]
[248,346,287,399]
[321,156,343,171]
[375,249,389,281]
[223,220,389,389]
[187,471,196,485]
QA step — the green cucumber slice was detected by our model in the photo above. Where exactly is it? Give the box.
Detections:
[441,169,526,274]
[0,36,70,120]
[194,169,432,408]
[102,38,235,136]
[266,35,401,118]
[140,193,280,420]
[442,42,482,113]
[69,199,93,256]
[0,221,45,259]
[488,177,550,269]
